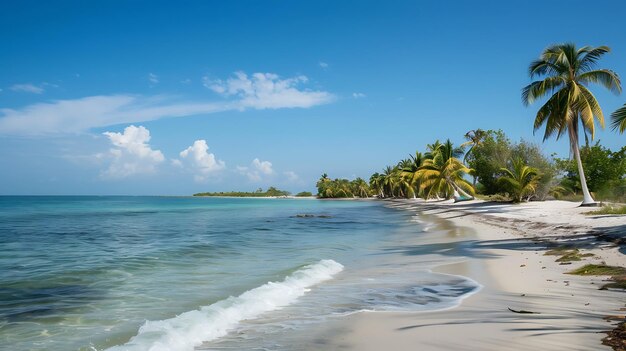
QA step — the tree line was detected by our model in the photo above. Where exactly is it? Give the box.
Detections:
[317,43,626,205]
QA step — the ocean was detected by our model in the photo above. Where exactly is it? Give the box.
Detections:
[0,196,480,350]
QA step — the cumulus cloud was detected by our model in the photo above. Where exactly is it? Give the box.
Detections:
[237,158,274,182]
[10,83,44,94]
[204,71,335,109]
[319,62,329,69]
[148,73,159,85]
[0,71,334,136]
[100,125,164,178]
[352,92,366,99]
[177,140,226,182]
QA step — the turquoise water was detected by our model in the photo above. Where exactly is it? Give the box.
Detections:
[0,197,479,351]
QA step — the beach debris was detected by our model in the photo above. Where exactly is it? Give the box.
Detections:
[508,307,540,314]
[520,264,526,267]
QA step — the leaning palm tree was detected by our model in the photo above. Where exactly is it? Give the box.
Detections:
[522,43,621,206]
[498,158,541,203]
[611,103,626,133]
[415,139,475,201]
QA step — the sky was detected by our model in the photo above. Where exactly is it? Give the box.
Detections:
[1,0,625,195]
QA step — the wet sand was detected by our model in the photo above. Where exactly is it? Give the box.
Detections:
[307,199,626,350]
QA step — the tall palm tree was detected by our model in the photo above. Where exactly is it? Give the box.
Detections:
[498,158,541,203]
[611,104,626,133]
[522,43,621,206]
[415,139,475,201]
[461,129,488,162]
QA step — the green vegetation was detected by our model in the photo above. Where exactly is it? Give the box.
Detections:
[567,264,626,276]
[314,43,625,203]
[316,174,372,198]
[295,191,313,197]
[544,246,594,262]
[194,187,291,197]
[586,205,626,215]
[498,158,541,203]
[554,142,626,202]
[568,264,626,291]
[611,103,626,132]
[522,43,622,205]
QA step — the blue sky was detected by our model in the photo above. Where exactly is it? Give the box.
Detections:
[1,1,625,195]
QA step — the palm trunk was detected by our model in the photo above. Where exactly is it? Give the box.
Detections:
[567,121,595,206]
[446,177,473,200]
[572,141,595,205]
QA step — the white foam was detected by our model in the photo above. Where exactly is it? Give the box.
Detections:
[105,259,343,351]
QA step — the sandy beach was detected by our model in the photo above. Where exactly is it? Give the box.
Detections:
[308,199,626,350]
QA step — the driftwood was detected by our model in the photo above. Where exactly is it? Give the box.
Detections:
[508,307,540,314]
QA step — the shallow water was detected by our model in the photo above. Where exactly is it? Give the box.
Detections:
[0,196,479,350]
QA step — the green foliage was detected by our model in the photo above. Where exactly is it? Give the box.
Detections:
[193,186,291,197]
[586,205,626,215]
[466,130,511,194]
[522,43,622,203]
[415,139,474,199]
[554,142,626,201]
[316,175,372,198]
[295,191,313,197]
[466,130,555,199]
[612,103,626,132]
[567,264,626,276]
[510,141,557,200]
[497,158,541,202]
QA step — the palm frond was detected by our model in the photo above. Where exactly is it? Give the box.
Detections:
[578,69,622,94]
[611,104,626,133]
[522,76,566,105]
[578,46,611,72]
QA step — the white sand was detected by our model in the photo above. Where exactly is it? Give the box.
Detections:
[308,200,626,350]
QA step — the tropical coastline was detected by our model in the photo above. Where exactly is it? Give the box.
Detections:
[3,2,626,351]
[305,199,626,351]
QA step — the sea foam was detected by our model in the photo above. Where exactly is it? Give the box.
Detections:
[105,259,344,351]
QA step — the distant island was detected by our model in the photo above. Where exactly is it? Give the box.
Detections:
[193,187,312,198]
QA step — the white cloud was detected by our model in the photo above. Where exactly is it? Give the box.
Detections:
[0,71,334,136]
[100,125,164,178]
[352,92,366,99]
[10,83,44,94]
[284,171,299,182]
[148,73,159,85]
[177,140,226,182]
[319,62,329,69]
[180,78,191,84]
[204,71,335,109]
[237,158,274,182]
[0,95,227,136]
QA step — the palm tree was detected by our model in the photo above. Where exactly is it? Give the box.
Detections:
[461,129,488,162]
[462,129,487,186]
[351,177,370,198]
[498,158,541,202]
[369,172,385,198]
[611,104,626,133]
[522,43,621,206]
[415,139,475,201]
[400,151,424,198]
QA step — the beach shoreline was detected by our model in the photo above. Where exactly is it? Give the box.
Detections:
[309,199,626,350]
